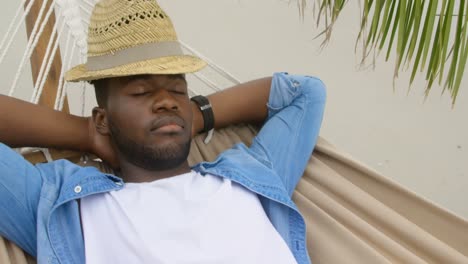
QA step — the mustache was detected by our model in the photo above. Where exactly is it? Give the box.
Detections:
[150,115,185,131]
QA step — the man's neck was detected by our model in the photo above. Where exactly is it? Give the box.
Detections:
[118,161,192,183]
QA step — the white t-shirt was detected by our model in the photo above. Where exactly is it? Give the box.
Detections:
[80,170,297,264]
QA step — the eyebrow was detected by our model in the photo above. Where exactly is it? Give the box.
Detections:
[121,74,152,86]
[125,73,187,83]
[168,74,187,84]
[122,74,186,86]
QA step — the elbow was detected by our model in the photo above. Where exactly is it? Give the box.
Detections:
[267,73,327,120]
[298,76,327,125]
[302,76,327,104]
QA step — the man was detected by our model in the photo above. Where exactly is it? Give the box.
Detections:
[0,0,326,263]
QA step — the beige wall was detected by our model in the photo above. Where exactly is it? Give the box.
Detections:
[158,0,468,219]
[0,1,466,219]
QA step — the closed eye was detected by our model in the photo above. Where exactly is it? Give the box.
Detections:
[132,91,150,96]
[171,90,186,95]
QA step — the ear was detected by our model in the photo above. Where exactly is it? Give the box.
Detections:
[92,107,110,135]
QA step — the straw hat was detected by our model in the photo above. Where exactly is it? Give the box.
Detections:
[65,0,206,82]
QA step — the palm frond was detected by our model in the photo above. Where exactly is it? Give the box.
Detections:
[303,0,468,105]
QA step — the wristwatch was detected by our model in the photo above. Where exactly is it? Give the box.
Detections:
[190,95,215,143]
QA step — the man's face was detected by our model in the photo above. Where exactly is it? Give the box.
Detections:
[103,74,192,171]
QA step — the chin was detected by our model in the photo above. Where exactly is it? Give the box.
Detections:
[127,139,192,171]
[110,122,192,171]
[155,141,189,160]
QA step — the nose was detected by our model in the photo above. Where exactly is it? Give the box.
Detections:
[151,89,179,113]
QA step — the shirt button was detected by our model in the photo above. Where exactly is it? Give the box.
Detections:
[74,185,82,193]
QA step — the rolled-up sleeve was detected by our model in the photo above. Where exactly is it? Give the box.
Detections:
[0,143,42,256]
[250,72,326,196]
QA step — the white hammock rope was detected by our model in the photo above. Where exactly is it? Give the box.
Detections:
[58,82,70,110]
[7,0,241,150]
[79,4,92,16]
[79,54,87,116]
[192,72,222,92]
[54,30,72,110]
[81,18,89,28]
[180,41,241,85]
[81,82,86,116]
[20,148,54,162]
[10,0,57,97]
[0,0,36,67]
[34,20,65,104]
[40,148,54,162]
[81,0,96,8]
[3,4,468,263]
[33,20,67,104]
[0,0,29,54]
[59,40,78,110]
[31,20,59,103]
[55,0,88,53]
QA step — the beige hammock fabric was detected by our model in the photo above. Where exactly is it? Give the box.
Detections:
[1,125,467,264]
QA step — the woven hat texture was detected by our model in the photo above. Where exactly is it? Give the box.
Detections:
[66,0,206,82]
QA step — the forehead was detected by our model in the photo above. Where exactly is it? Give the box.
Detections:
[110,74,186,86]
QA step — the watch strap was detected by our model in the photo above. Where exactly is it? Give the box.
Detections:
[190,95,215,134]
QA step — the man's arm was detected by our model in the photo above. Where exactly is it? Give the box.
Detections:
[0,77,273,163]
[0,95,90,151]
[194,73,326,197]
[192,77,272,134]
[248,73,327,196]
[0,78,274,256]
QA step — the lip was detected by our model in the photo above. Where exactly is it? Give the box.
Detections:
[150,115,185,134]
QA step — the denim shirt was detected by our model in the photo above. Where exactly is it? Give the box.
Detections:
[0,72,326,264]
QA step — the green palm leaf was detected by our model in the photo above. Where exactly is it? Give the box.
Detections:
[306,0,468,106]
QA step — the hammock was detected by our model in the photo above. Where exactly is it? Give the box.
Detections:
[1,0,467,263]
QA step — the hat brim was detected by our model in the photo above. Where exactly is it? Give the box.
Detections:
[65,55,206,82]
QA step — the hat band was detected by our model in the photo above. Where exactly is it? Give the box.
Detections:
[86,41,184,71]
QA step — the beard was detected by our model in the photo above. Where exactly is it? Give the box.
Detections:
[108,119,191,171]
